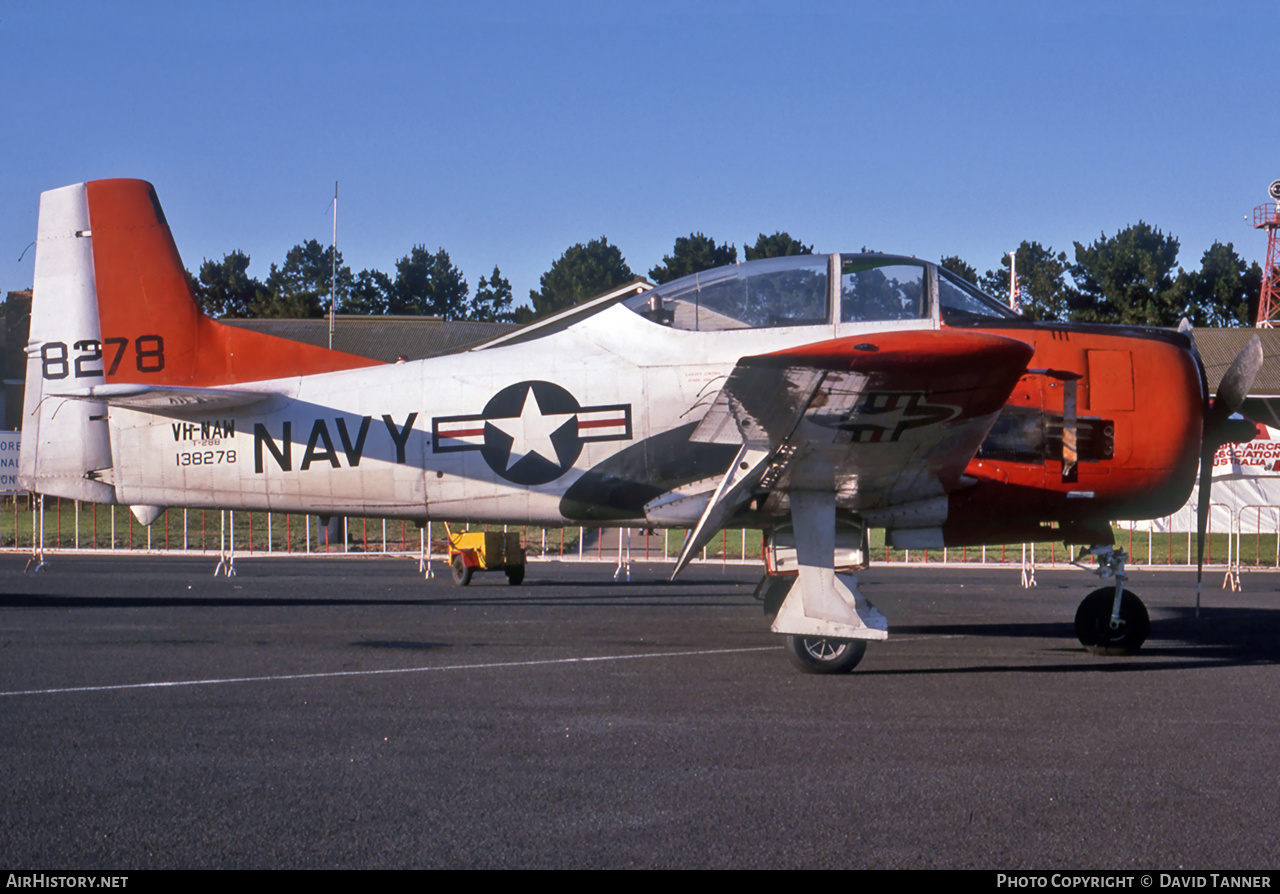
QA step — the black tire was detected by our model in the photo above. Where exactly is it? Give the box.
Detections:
[1074,587,1149,654]
[451,555,473,587]
[785,635,867,674]
[505,564,525,586]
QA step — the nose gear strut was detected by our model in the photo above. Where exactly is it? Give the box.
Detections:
[1072,545,1149,654]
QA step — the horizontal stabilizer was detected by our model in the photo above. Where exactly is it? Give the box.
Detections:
[51,383,275,413]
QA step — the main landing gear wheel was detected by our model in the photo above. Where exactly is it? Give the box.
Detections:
[451,555,473,587]
[1074,587,1149,655]
[785,635,867,674]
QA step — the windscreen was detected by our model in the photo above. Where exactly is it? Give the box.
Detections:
[937,267,1021,323]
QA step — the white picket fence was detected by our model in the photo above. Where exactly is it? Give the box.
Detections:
[3,495,1276,578]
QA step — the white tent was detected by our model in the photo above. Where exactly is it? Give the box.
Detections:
[1125,422,1280,534]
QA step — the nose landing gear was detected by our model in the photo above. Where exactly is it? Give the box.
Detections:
[1074,546,1149,654]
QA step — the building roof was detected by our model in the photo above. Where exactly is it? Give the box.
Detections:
[1191,327,1280,396]
[220,316,519,363]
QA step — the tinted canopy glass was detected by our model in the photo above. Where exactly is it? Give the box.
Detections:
[840,258,927,323]
[626,256,829,331]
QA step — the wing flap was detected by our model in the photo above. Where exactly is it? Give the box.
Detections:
[671,444,772,576]
[691,366,827,447]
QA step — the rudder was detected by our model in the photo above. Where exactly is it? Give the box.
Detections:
[18,183,114,501]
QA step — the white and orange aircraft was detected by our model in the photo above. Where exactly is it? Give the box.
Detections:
[18,179,1262,672]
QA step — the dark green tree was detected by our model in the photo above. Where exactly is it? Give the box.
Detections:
[471,265,516,322]
[261,240,353,319]
[343,268,395,315]
[1178,242,1263,327]
[649,233,737,284]
[1069,223,1182,326]
[389,246,469,319]
[981,241,1073,321]
[529,237,634,319]
[938,255,978,283]
[744,232,813,260]
[189,251,268,318]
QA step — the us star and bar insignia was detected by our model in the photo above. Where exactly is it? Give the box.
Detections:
[432,380,632,485]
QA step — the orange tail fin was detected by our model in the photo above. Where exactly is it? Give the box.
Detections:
[84,179,381,386]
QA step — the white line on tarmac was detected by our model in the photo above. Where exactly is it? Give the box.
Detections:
[0,646,778,698]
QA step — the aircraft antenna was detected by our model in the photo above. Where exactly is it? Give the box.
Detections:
[1008,250,1020,312]
[1252,180,1280,328]
[329,181,338,349]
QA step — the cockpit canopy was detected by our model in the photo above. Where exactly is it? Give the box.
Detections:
[623,253,1019,331]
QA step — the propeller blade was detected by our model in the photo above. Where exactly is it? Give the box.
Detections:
[1195,334,1264,613]
[1177,317,1198,352]
[1207,334,1263,430]
[1195,439,1214,613]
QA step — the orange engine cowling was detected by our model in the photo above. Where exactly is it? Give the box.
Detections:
[939,321,1204,547]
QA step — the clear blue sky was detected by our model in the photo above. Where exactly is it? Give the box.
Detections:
[3,0,1277,312]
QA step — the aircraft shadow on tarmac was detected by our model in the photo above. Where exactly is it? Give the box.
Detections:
[878,606,1280,674]
[5,560,1280,672]
[353,639,452,652]
[350,608,1280,671]
[0,575,758,611]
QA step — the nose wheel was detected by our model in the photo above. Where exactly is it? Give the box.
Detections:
[1073,545,1149,655]
[1074,587,1149,654]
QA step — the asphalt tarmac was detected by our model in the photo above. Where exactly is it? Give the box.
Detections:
[1,554,1279,869]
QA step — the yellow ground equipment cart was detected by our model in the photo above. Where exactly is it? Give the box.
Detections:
[443,523,526,586]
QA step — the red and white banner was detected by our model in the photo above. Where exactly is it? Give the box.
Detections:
[1211,422,1280,477]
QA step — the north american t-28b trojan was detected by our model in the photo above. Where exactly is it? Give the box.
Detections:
[19,180,1261,672]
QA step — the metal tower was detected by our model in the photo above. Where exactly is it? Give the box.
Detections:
[1253,180,1280,328]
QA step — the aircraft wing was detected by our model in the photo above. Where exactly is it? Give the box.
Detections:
[673,329,1035,573]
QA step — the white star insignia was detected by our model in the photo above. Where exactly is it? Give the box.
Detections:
[491,387,577,470]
